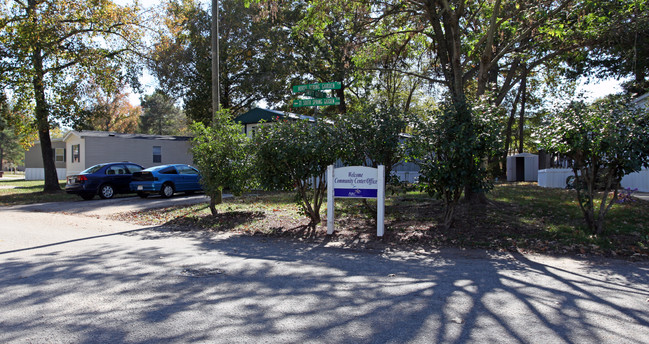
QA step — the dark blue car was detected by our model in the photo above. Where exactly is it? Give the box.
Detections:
[65,162,144,200]
[129,164,202,198]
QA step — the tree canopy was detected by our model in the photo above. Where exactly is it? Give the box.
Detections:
[75,85,142,134]
[139,90,187,135]
[150,0,293,124]
[0,0,144,191]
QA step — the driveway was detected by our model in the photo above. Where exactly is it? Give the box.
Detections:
[5,193,217,217]
[634,192,649,201]
[1,207,648,343]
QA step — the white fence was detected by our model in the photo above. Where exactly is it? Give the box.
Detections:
[25,168,67,181]
[537,168,573,188]
[538,167,649,192]
[621,168,649,192]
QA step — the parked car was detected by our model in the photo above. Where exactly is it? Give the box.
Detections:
[130,164,202,198]
[65,162,144,200]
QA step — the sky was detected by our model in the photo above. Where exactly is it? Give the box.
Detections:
[576,77,625,101]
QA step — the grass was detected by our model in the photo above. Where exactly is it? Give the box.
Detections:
[110,183,649,259]
[0,179,77,206]
[3,176,647,259]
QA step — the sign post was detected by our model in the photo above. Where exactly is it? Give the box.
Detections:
[327,165,385,237]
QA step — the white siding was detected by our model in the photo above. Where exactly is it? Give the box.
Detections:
[84,136,193,168]
[25,168,67,181]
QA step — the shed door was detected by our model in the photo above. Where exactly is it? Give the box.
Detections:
[516,157,525,181]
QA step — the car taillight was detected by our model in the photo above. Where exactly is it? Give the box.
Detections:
[77,175,88,181]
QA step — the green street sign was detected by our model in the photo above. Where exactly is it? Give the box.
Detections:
[304,89,327,98]
[292,82,342,93]
[292,97,341,107]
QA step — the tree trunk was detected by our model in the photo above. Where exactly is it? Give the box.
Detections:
[476,0,501,96]
[209,196,217,216]
[442,202,456,230]
[32,45,60,192]
[208,189,222,216]
[502,83,523,174]
[336,86,347,114]
[211,0,220,125]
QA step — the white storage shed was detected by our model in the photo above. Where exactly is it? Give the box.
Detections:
[506,153,539,182]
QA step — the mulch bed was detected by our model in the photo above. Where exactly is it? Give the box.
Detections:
[112,195,649,261]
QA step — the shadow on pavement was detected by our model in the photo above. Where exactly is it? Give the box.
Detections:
[1,227,648,343]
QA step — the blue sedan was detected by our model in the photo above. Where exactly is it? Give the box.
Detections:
[66,162,144,200]
[130,164,203,198]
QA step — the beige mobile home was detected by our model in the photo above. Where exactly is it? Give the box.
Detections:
[25,131,193,180]
[24,138,68,180]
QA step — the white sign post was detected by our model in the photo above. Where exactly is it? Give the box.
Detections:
[327,165,385,237]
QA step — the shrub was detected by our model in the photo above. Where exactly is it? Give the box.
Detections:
[253,118,340,226]
[538,95,649,234]
[191,111,254,215]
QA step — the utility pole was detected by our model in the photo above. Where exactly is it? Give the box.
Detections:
[211,0,220,125]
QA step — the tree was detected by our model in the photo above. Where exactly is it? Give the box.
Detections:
[538,95,649,234]
[410,101,499,229]
[254,119,340,226]
[565,0,649,95]
[190,110,253,215]
[76,86,142,134]
[277,0,590,202]
[0,0,143,191]
[289,2,374,115]
[150,0,292,123]
[140,90,187,135]
[336,103,409,180]
[0,97,24,171]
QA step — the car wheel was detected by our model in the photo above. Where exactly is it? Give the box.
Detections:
[99,184,115,199]
[80,193,95,200]
[160,183,175,198]
[137,192,149,199]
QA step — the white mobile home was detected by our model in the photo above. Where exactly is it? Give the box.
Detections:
[25,131,193,180]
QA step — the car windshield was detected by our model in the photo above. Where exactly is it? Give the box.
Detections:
[81,164,105,174]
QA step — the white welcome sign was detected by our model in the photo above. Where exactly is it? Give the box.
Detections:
[327,165,385,237]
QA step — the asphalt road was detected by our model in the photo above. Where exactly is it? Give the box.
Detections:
[5,193,215,217]
[1,204,649,343]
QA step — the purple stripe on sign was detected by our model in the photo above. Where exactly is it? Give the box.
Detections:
[334,188,378,198]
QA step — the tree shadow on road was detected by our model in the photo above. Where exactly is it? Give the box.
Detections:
[1,228,648,343]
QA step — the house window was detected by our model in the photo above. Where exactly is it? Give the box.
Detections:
[153,146,162,163]
[72,144,80,163]
[54,148,65,162]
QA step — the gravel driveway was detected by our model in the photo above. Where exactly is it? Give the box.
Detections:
[1,205,648,343]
